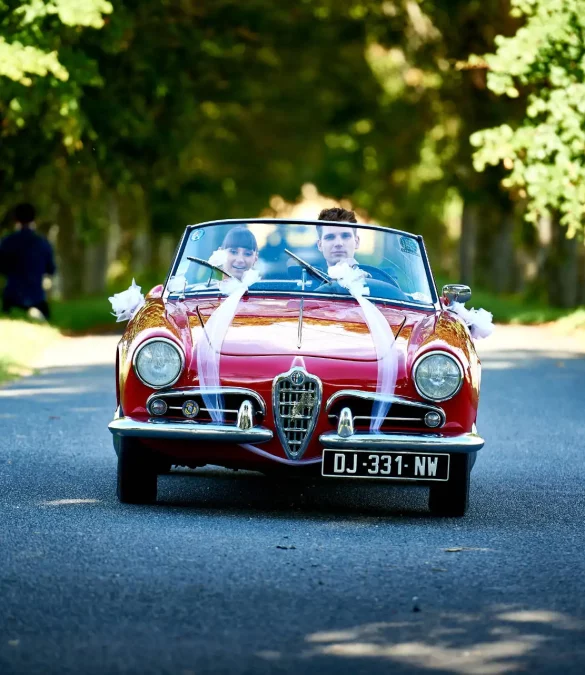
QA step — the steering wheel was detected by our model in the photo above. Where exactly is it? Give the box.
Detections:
[358,265,401,288]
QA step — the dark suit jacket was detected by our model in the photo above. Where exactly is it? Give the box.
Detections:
[0,228,56,306]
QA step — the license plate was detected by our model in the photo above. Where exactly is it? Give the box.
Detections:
[321,450,450,481]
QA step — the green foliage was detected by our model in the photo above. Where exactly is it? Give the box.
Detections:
[0,0,581,311]
[50,296,117,333]
[0,0,112,85]
[471,0,585,235]
[0,36,68,84]
[469,288,582,325]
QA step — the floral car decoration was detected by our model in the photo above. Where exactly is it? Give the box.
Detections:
[109,219,492,516]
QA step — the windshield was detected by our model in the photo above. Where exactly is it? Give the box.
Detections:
[167,220,436,306]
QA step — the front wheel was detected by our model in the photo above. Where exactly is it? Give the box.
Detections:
[428,453,471,517]
[116,437,158,504]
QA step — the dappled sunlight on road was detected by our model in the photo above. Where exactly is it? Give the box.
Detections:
[34,335,119,369]
[479,359,517,371]
[40,498,101,506]
[303,606,585,673]
[0,384,95,397]
[474,325,585,358]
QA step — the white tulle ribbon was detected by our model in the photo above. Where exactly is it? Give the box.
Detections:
[197,269,261,423]
[328,262,398,433]
[108,279,145,322]
[449,302,494,340]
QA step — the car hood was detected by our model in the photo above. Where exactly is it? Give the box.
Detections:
[168,296,437,362]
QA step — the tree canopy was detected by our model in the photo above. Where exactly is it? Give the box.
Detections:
[471,0,585,236]
[1,1,583,305]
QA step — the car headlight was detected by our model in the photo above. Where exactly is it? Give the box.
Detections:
[134,338,184,389]
[413,351,463,402]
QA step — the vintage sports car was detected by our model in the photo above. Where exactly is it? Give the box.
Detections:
[109,219,484,516]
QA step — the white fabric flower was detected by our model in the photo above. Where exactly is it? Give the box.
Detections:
[450,301,494,340]
[327,261,370,296]
[108,279,145,323]
[208,248,228,268]
[410,291,432,303]
[167,275,187,293]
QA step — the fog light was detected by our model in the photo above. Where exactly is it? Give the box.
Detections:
[182,400,199,419]
[150,399,168,416]
[424,411,442,428]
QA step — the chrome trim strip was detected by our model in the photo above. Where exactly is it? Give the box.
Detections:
[146,387,266,417]
[108,417,273,443]
[329,415,424,423]
[326,390,444,413]
[186,218,421,244]
[412,350,464,402]
[272,366,322,460]
[133,337,185,390]
[297,295,304,349]
[325,390,446,426]
[173,288,435,310]
[319,431,484,452]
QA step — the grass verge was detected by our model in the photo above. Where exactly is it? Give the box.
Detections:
[0,318,61,385]
[51,296,119,335]
[454,288,585,327]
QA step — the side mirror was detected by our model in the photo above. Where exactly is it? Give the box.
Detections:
[442,284,471,305]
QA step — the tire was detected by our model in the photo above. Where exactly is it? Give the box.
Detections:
[116,437,158,504]
[428,453,471,517]
[153,457,173,475]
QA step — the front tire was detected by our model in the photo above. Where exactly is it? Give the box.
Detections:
[116,437,158,504]
[428,453,471,517]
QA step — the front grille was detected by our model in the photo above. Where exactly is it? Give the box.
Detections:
[273,367,321,460]
[146,388,265,424]
[327,391,445,431]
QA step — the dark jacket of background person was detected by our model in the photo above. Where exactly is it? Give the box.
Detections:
[0,227,56,314]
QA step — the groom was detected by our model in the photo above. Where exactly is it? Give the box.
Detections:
[316,207,361,270]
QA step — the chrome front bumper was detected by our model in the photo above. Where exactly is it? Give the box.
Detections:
[319,430,484,453]
[108,416,273,444]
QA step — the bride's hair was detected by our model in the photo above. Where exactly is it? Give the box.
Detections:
[221,226,258,251]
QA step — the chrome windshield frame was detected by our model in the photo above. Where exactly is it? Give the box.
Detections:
[163,218,441,310]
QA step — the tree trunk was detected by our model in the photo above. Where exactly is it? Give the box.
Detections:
[56,200,84,300]
[107,192,121,273]
[490,208,516,293]
[546,216,579,308]
[83,240,109,296]
[459,201,479,285]
[577,245,585,306]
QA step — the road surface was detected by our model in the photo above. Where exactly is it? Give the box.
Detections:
[1,327,584,674]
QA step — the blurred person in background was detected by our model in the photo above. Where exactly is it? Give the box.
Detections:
[0,203,56,320]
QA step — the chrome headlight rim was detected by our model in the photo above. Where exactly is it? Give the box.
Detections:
[133,337,185,390]
[412,350,464,402]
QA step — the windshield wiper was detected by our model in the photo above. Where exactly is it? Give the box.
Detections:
[186,255,236,280]
[284,248,331,284]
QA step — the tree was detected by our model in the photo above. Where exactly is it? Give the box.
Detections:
[471,0,585,237]
[0,0,112,188]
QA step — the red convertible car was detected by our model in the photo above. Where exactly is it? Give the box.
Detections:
[109,219,484,515]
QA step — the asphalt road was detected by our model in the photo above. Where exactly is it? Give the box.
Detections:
[1,330,584,675]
